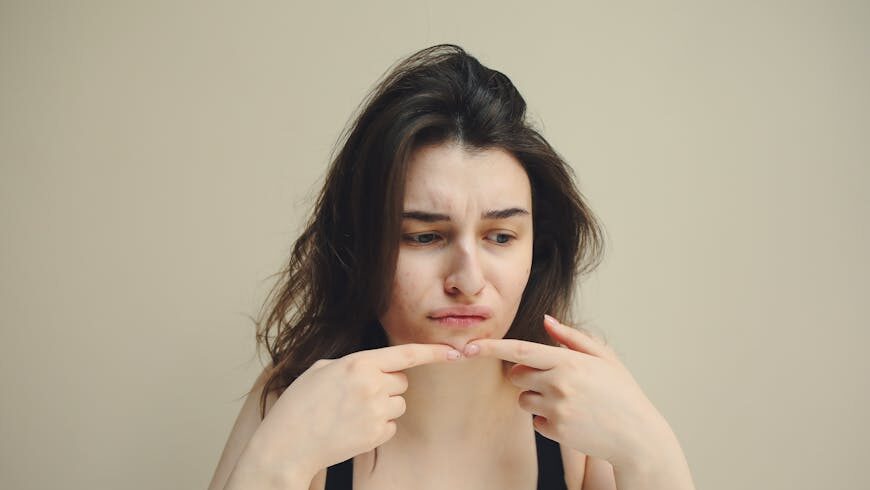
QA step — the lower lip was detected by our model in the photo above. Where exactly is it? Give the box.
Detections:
[430,316,487,327]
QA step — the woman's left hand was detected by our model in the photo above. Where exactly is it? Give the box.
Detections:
[462,314,670,467]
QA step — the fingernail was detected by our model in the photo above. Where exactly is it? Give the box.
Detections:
[464,344,480,356]
[544,314,559,327]
[447,349,461,360]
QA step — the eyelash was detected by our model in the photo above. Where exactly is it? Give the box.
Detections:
[402,232,516,246]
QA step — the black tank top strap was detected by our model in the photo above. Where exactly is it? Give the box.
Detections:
[535,430,568,489]
[324,457,353,490]
[325,431,566,489]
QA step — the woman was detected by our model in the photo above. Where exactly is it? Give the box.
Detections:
[210,44,696,490]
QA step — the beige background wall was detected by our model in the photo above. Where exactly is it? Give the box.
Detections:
[1,1,867,489]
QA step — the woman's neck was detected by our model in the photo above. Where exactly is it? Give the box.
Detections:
[392,356,522,446]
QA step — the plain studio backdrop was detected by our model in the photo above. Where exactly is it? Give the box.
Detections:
[1,1,867,489]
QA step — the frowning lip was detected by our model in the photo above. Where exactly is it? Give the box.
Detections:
[427,305,493,319]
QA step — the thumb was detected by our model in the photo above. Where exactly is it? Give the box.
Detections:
[543,314,609,358]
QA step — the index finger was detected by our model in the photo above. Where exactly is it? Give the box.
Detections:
[465,339,562,370]
[370,343,461,372]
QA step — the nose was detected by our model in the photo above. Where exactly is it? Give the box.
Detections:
[443,240,486,298]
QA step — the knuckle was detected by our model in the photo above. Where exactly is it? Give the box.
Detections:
[356,379,380,399]
[396,372,409,391]
[370,400,386,419]
[382,420,397,441]
[552,403,571,424]
[551,380,575,399]
[396,396,407,415]
[344,355,368,373]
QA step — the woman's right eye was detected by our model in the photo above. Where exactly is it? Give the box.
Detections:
[403,233,441,245]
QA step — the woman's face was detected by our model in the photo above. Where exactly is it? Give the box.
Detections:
[378,142,534,353]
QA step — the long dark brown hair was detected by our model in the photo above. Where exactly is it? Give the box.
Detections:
[253,44,606,419]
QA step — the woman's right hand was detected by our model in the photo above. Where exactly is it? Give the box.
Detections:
[243,343,463,482]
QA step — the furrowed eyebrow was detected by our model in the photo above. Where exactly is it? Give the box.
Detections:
[401,207,530,222]
[401,211,451,222]
[482,207,530,220]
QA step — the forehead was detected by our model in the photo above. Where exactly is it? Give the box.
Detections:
[403,143,532,210]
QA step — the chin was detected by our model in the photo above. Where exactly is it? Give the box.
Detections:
[435,330,500,353]
[385,317,506,350]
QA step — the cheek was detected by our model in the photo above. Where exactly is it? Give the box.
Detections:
[380,256,438,343]
[498,250,533,300]
[392,256,428,300]
[483,253,532,334]
[384,255,431,320]
[505,267,531,303]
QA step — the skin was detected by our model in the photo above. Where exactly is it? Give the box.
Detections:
[463,316,697,489]
[225,140,695,490]
[225,141,552,490]
[369,140,694,490]
[376,140,535,446]
[463,315,668,469]
[227,343,464,489]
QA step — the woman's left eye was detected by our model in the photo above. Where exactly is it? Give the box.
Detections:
[403,233,441,245]
[486,232,515,245]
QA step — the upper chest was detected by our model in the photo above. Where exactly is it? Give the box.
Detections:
[353,430,539,490]
[309,423,586,490]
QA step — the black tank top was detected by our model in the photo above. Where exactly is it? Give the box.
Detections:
[324,429,567,489]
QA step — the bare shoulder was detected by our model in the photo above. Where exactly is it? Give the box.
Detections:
[308,467,327,490]
[581,454,617,490]
[207,363,281,490]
